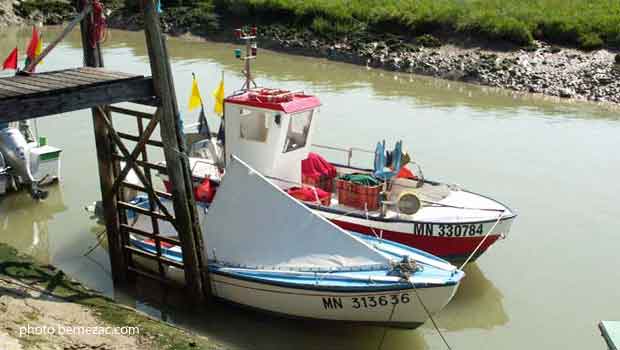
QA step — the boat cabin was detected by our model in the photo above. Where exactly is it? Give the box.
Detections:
[223,88,321,184]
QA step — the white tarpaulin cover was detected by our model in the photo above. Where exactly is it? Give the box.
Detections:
[203,157,391,270]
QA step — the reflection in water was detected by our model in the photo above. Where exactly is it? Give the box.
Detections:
[35,26,620,120]
[436,263,508,331]
[0,185,67,264]
[118,277,429,350]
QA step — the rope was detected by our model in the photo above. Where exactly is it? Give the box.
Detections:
[89,0,107,48]
[83,229,107,257]
[376,302,398,350]
[411,282,453,350]
[458,211,505,270]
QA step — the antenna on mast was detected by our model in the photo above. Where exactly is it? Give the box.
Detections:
[234,26,258,91]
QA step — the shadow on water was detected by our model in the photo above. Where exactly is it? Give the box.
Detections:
[110,276,430,350]
[436,263,508,331]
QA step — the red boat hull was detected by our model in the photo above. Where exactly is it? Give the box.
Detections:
[331,219,504,263]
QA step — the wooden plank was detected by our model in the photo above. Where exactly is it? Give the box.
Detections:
[78,67,137,79]
[117,200,172,222]
[142,0,208,302]
[0,78,52,92]
[0,88,19,98]
[51,71,112,84]
[19,72,92,87]
[117,132,164,148]
[124,245,184,269]
[0,81,31,95]
[69,69,136,81]
[120,224,180,246]
[111,154,168,173]
[0,77,154,122]
[38,72,103,85]
[109,106,155,119]
[121,180,173,200]
[23,75,81,89]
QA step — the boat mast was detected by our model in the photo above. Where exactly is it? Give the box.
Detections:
[234,27,258,91]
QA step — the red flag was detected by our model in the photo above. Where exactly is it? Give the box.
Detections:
[26,26,40,61]
[2,48,18,70]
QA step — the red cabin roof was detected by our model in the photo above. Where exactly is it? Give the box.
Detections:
[224,88,321,114]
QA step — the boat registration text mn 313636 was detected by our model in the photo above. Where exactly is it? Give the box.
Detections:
[322,294,411,310]
[413,223,484,237]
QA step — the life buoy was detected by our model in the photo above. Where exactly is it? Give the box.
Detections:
[248,88,293,103]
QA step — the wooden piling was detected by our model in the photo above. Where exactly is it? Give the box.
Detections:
[141,0,209,302]
[78,0,128,283]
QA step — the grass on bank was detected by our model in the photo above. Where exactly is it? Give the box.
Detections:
[136,0,620,50]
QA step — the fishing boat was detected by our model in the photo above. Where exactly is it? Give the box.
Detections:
[0,121,61,199]
[130,156,464,328]
[164,27,517,264]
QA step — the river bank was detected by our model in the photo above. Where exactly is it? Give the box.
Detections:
[108,13,620,105]
[2,0,620,105]
[0,243,222,350]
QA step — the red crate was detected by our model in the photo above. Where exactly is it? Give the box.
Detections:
[336,179,380,211]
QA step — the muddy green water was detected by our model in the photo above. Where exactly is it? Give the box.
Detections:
[1,26,620,350]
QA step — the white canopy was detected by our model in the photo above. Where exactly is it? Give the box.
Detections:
[203,157,391,270]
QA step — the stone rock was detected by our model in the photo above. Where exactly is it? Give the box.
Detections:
[559,88,575,98]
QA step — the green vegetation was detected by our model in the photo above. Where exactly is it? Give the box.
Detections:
[137,0,620,50]
[13,0,75,23]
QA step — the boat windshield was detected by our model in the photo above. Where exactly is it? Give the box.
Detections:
[240,109,269,143]
[283,110,313,153]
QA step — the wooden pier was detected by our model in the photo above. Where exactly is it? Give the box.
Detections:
[0,0,209,303]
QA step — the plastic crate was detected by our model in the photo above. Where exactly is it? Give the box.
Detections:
[336,179,381,211]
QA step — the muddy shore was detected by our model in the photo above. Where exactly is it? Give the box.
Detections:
[0,243,223,350]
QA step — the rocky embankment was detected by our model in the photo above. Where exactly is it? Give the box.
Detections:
[256,26,620,104]
[0,0,22,26]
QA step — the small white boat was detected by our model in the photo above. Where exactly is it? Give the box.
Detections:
[130,157,464,328]
[0,122,61,199]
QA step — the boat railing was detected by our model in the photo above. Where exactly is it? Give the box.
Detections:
[311,144,373,167]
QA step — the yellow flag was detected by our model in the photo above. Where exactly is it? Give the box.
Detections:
[212,77,225,116]
[188,76,202,111]
[36,36,43,65]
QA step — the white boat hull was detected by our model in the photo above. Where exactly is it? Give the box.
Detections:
[210,272,459,328]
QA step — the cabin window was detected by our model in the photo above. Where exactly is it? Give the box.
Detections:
[239,109,269,143]
[283,110,313,153]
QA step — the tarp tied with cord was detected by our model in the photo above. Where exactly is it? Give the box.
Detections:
[203,157,392,270]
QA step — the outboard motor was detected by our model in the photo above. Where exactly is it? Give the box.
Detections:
[0,126,48,199]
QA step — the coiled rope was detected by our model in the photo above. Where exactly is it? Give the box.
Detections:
[89,0,107,48]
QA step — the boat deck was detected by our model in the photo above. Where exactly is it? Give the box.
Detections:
[0,67,154,123]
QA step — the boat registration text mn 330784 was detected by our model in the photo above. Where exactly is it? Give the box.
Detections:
[413,223,484,237]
